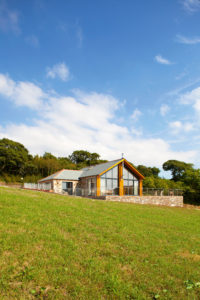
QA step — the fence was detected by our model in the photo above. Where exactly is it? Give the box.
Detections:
[23,182,52,191]
[23,183,183,197]
[143,188,183,196]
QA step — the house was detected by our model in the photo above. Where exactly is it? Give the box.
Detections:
[38,158,144,197]
[36,157,183,207]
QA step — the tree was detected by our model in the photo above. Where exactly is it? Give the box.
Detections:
[58,157,77,170]
[43,152,57,160]
[0,138,31,175]
[137,165,160,177]
[162,160,193,181]
[69,150,103,166]
[151,167,160,177]
[182,169,200,204]
[69,150,92,164]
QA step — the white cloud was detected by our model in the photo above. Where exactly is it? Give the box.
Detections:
[25,35,39,47]
[176,34,200,44]
[0,73,45,109]
[131,108,142,121]
[131,127,143,136]
[0,73,197,167]
[160,104,170,116]
[0,1,20,34]
[182,0,200,13]
[179,86,200,114]
[46,62,70,81]
[169,121,194,134]
[154,55,173,65]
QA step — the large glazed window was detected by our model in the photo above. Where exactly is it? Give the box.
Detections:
[62,181,73,195]
[88,178,96,196]
[100,165,118,195]
[123,166,139,195]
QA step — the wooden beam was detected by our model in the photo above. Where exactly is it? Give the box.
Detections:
[118,163,124,196]
[139,180,143,196]
[96,175,100,196]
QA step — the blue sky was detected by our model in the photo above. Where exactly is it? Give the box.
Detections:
[1,0,200,174]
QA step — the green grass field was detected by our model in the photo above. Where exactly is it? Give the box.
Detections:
[0,187,200,299]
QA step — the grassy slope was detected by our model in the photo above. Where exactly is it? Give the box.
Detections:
[0,188,200,300]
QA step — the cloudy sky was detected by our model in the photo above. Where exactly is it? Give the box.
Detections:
[0,0,200,173]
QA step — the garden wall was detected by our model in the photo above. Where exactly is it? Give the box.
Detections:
[104,195,183,207]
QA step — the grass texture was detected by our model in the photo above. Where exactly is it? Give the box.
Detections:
[0,187,200,299]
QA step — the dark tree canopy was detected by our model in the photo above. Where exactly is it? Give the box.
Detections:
[162,160,193,181]
[43,152,57,160]
[137,165,160,177]
[0,139,108,180]
[0,138,30,175]
[69,150,103,166]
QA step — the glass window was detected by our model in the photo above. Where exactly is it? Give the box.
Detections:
[123,166,138,180]
[134,181,139,195]
[128,181,134,188]
[100,164,138,196]
[88,178,96,196]
[100,165,119,195]
[107,179,113,190]
[101,178,106,188]
[100,178,106,194]
[113,179,118,189]
[122,166,139,195]
[62,182,73,195]
[62,182,73,190]
[112,166,118,179]
[124,179,129,187]
[128,172,134,180]
[123,167,129,179]
[106,169,113,178]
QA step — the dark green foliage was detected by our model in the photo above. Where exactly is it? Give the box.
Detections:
[69,150,106,166]
[162,160,200,204]
[163,160,193,182]
[0,138,30,176]
[143,176,184,196]
[182,169,200,205]
[137,165,160,177]
[42,152,57,160]
[0,138,106,182]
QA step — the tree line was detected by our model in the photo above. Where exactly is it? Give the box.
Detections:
[0,138,199,204]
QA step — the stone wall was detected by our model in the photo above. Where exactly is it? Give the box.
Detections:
[104,195,183,207]
[53,179,79,194]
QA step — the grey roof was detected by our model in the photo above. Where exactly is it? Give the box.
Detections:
[39,169,83,182]
[39,159,123,182]
[80,159,122,178]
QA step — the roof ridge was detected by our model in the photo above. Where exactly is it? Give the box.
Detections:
[81,158,122,170]
[62,169,83,171]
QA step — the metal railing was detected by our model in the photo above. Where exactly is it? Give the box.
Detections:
[23,183,183,197]
[143,188,183,196]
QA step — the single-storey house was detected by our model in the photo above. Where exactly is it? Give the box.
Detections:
[38,158,144,197]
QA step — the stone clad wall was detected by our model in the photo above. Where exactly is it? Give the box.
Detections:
[104,195,183,207]
[53,179,79,194]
